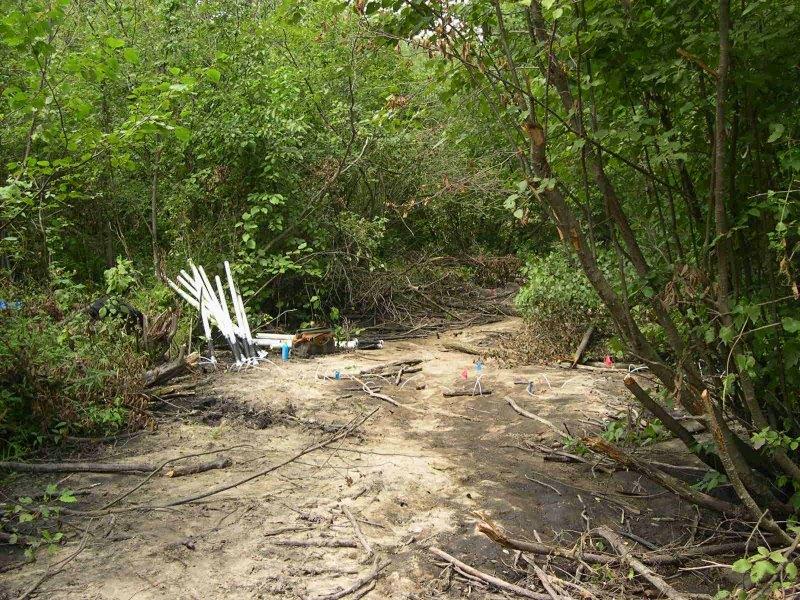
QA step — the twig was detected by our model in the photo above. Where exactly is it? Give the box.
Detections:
[525,474,562,495]
[430,547,551,599]
[17,529,89,599]
[307,559,387,600]
[505,397,570,441]
[341,505,373,558]
[595,526,688,600]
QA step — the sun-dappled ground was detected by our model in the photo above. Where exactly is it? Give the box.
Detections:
[1,318,727,599]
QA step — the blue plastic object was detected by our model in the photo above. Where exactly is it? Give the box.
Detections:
[334,370,341,380]
[281,342,290,361]
[475,359,484,373]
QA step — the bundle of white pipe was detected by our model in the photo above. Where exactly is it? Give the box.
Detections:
[167,260,264,366]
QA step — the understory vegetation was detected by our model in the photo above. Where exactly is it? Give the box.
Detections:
[2,0,800,594]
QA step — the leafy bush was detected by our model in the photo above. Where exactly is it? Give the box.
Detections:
[514,245,614,359]
[0,282,149,458]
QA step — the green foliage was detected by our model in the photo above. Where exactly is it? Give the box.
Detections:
[0,483,77,560]
[0,280,147,458]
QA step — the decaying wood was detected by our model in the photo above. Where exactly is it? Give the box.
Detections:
[595,526,688,600]
[359,359,423,375]
[585,437,743,516]
[624,375,723,473]
[430,547,551,600]
[443,388,493,397]
[166,456,232,478]
[700,390,794,544]
[143,351,199,388]
[476,517,614,565]
[441,341,502,357]
[0,461,154,474]
[570,324,595,368]
[273,539,359,548]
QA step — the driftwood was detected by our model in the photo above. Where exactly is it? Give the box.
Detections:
[143,351,199,388]
[166,456,232,478]
[595,526,688,600]
[570,324,595,368]
[430,547,550,600]
[585,437,743,516]
[624,376,723,472]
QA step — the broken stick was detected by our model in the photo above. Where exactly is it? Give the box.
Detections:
[595,526,688,600]
[570,324,595,368]
[430,547,551,600]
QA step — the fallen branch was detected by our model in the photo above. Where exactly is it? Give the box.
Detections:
[595,526,688,600]
[308,559,387,600]
[166,456,232,478]
[359,359,423,375]
[430,547,551,600]
[0,461,154,474]
[477,515,761,566]
[341,505,373,558]
[584,437,743,516]
[351,376,404,408]
[624,376,723,472]
[443,389,493,397]
[274,539,359,548]
[505,397,570,441]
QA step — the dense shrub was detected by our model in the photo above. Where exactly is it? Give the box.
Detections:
[0,281,148,458]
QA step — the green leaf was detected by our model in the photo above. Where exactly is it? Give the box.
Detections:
[174,126,191,143]
[782,317,800,333]
[769,551,787,564]
[58,491,76,503]
[122,48,140,64]
[786,562,798,580]
[750,559,777,582]
[205,68,221,83]
[513,208,524,219]
[105,36,126,49]
[767,123,785,143]
[731,558,751,573]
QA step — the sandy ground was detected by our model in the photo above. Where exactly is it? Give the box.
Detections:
[1,318,707,599]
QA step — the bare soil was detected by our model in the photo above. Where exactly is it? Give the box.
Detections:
[1,318,714,599]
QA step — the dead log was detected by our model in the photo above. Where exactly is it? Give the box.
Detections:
[570,324,595,368]
[595,526,688,600]
[443,389,493,397]
[273,539,359,548]
[143,351,199,388]
[0,461,154,474]
[359,359,423,375]
[623,375,723,472]
[166,456,232,478]
[441,341,493,356]
[584,437,743,516]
